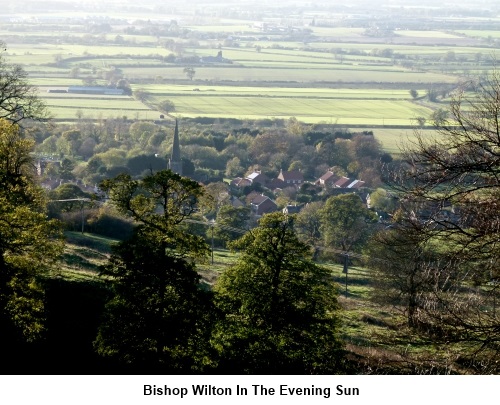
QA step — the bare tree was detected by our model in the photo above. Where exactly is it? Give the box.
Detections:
[379,71,500,370]
[0,43,48,123]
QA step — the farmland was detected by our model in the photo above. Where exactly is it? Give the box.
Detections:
[3,0,499,149]
[2,0,500,378]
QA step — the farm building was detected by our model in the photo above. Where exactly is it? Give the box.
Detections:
[67,86,125,95]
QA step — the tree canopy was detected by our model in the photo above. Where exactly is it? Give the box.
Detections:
[99,170,208,259]
[320,193,376,252]
[0,119,63,342]
[95,169,214,371]
[94,227,214,372]
[212,212,344,373]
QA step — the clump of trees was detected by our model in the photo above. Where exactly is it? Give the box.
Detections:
[92,171,346,373]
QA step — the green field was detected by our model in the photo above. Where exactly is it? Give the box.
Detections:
[3,4,498,151]
[165,96,430,126]
[454,30,500,39]
[395,30,463,39]
[57,231,480,373]
[141,84,422,98]
[35,82,433,126]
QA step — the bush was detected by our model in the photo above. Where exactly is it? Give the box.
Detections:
[86,208,135,240]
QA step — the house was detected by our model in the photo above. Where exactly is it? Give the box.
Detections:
[229,196,245,208]
[245,171,269,185]
[346,179,366,189]
[315,170,339,188]
[245,191,262,204]
[230,177,252,188]
[231,171,269,188]
[250,194,278,216]
[333,176,352,188]
[277,169,304,186]
[268,177,286,191]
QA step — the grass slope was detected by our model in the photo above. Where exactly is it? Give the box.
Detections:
[57,232,478,374]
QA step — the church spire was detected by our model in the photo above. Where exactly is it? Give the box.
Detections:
[168,119,183,175]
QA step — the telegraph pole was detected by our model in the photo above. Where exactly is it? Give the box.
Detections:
[210,219,215,264]
[342,253,349,298]
[49,198,91,235]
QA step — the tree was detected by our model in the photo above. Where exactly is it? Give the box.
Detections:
[369,188,397,213]
[295,200,324,246]
[426,87,438,102]
[78,137,97,159]
[133,88,149,102]
[49,183,92,212]
[381,71,500,370]
[0,119,63,343]
[115,78,131,95]
[429,108,448,126]
[95,170,213,370]
[59,158,75,180]
[415,116,427,127]
[366,225,446,328]
[183,67,196,81]
[157,99,176,114]
[126,154,166,176]
[225,156,244,177]
[320,193,376,253]
[81,76,97,87]
[443,50,456,62]
[409,89,419,99]
[0,42,49,123]
[214,205,250,245]
[128,121,159,145]
[94,227,214,372]
[212,212,344,373]
[70,67,80,78]
[99,170,208,259]
[61,130,82,156]
[200,182,230,215]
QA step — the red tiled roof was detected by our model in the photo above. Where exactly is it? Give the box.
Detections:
[278,170,304,182]
[251,194,270,205]
[334,177,352,188]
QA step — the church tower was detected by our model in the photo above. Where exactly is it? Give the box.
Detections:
[168,119,183,175]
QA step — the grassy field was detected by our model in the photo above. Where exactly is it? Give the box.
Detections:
[364,127,440,154]
[164,96,431,126]
[3,6,498,152]
[454,30,500,39]
[58,231,474,373]
[33,78,435,127]
[142,84,420,98]
[52,232,118,282]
